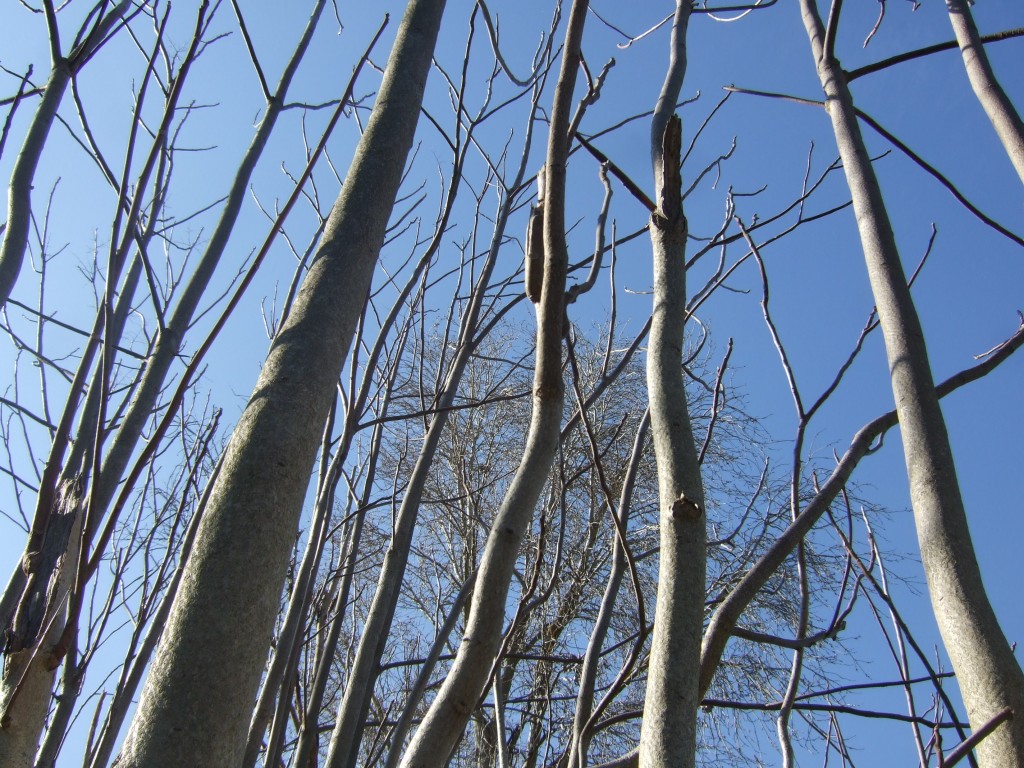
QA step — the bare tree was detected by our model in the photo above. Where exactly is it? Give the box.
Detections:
[946,0,1024,185]
[114,1,448,764]
[796,0,1024,764]
[638,2,704,764]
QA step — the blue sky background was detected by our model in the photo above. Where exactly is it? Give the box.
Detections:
[1,0,1022,764]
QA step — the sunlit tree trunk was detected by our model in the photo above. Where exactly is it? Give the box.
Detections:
[946,0,1024,186]
[799,2,1024,764]
[638,3,705,767]
[397,1,588,764]
[113,1,447,764]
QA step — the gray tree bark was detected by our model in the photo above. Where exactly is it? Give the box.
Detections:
[638,3,705,767]
[397,1,588,764]
[112,1,447,764]
[799,2,1024,765]
[946,0,1024,185]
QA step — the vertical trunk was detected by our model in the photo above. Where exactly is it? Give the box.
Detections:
[639,4,705,767]
[945,0,1024,185]
[0,480,83,768]
[113,2,447,765]
[798,2,1024,765]
[397,2,588,764]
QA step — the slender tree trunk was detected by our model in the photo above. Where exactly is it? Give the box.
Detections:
[113,2,447,764]
[946,0,1024,185]
[639,4,705,767]
[799,2,1024,765]
[397,2,588,764]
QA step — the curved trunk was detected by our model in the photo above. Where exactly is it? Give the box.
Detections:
[798,2,1024,765]
[397,2,587,764]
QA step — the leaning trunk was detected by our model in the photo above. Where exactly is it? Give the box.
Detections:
[397,1,587,764]
[945,0,1024,186]
[798,2,1024,765]
[113,1,447,764]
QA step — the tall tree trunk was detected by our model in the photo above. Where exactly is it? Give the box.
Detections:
[397,2,588,764]
[113,1,447,764]
[798,2,1024,765]
[946,0,1024,185]
[638,3,705,767]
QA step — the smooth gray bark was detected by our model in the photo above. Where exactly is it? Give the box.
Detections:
[639,4,705,767]
[113,1,447,764]
[799,2,1024,765]
[242,410,336,768]
[946,0,1024,186]
[397,2,587,764]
